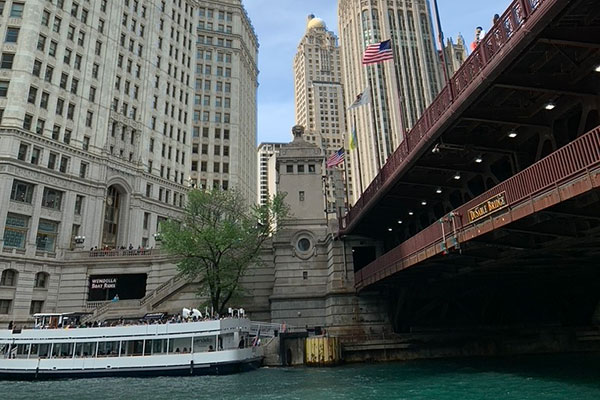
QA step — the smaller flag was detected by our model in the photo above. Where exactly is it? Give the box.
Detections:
[362,39,393,65]
[347,87,371,110]
[326,148,345,168]
[349,126,358,151]
[252,326,261,347]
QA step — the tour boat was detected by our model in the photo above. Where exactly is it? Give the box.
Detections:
[0,314,261,380]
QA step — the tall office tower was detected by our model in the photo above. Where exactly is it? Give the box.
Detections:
[191,1,258,205]
[293,15,351,209]
[0,0,195,313]
[256,142,284,206]
[338,0,442,201]
[443,35,468,76]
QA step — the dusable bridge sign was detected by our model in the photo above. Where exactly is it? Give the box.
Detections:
[467,192,508,223]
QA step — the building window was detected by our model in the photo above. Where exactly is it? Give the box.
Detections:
[5,27,19,43]
[143,212,150,230]
[10,2,24,18]
[74,195,84,215]
[17,143,28,161]
[3,214,28,249]
[23,113,33,130]
[36,219,59,252]
[41,187,63,210]
[59,156,69,173]
[299,191,305,201]
[30,300,44,315]
[286,165,293,173]
[0,53,14,69]
[34,272,49,289]
[31,148,41,165]
[10,180,34,203]
[79,162,88,178]
[0,300,11,314]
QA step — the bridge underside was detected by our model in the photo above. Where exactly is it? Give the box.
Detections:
[344,0,600,333]
[372,188,600,332]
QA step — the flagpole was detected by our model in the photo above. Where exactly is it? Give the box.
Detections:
[343,147,351,213]
[390,40,407,140]
[432,0,451,88]
[367,72,382,172]
[353,114,364,196]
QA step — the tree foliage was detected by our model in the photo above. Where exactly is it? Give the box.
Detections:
[160,189,289,315]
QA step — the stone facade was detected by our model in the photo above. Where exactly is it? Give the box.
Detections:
[0,0,196,324]
[190,0,258,204]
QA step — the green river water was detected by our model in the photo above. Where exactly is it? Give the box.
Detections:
[2,353,600,399]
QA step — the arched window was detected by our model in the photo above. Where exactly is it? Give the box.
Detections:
[0,269,18,286]
[34,272,49,289]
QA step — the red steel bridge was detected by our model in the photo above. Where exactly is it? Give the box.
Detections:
[340,0,600,332]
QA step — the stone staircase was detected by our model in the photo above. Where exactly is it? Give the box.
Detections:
[83,274,190,323]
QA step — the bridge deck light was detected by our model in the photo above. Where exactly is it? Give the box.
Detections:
[544,100,556,110]
[421,200,427,206]
[408,210,414,216]
[508,130,518,138]
[453,172,461,180]
[397,220,403,224]
[436,187,443,194]
[595,65,600,73]
[475,155,483,163]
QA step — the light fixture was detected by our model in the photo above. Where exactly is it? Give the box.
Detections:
[474,155,483,163]
[595,65,600,73]
[508,130,518,138]
[431,144,440,153]
[397,220,403,224]
[453,172,461,180]
[388,228,393,232]
[74,235,86,244]
[436,187,443,194]
[544,100,556,110]
[408,210,414,216]
[421,200,427,206]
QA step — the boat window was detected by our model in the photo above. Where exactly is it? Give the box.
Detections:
[151,339,167,355]
[15,344,31,359]
[170,337,192,353]
[193,336,215,353]
[34,343,50,358]
[51,342,74,358]
[75,342,96,358]
[121,340,143,356]
[97,341,119,357]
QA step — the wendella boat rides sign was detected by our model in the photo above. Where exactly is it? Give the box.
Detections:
[467,192,508,223]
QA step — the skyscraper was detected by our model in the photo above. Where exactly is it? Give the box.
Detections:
[0,0,196,320]
[191,1,258,205]
[338,0,443,201]
[256,142,284,206]
[293,15,351,210]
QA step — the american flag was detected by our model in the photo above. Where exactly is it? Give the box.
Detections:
[362,39,393,65]
[326,148,345,168]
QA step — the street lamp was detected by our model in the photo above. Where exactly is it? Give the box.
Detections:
[153,233,162,242]
[74,235,86,245]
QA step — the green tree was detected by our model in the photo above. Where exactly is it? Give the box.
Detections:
[160,189,289,315]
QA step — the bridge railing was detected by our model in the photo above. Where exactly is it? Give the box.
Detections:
[356,126,600,288]
[341,0,549,232]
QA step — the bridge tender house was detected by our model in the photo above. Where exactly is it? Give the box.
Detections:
[468,192,508,223]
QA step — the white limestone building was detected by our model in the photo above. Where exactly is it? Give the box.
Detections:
[0,0,196,323]
[293,15,351,211]
[337,0,443,201]
[190,0,258,205]
[256,142,284,206]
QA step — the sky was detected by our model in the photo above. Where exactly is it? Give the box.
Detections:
[244,0,513,144]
